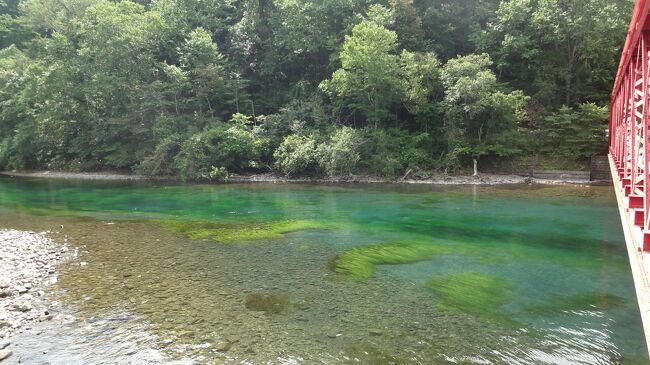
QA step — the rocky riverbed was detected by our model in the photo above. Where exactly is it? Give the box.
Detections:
[0,229,76,362]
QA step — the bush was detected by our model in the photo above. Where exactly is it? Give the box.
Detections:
[174,123,265,180]
[543,103,608,159]
[135,136,182,176]
[358,128,436,177]
[261,96,328,158]
[316,127,361,176]
[273,134,317,176]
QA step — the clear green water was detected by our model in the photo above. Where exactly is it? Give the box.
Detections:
[0,176,647,364]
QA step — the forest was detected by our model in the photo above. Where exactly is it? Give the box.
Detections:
[0,0,634,180]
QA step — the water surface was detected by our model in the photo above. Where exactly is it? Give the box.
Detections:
[0,177,646,364]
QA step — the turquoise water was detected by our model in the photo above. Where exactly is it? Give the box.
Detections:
[0,176,646,364]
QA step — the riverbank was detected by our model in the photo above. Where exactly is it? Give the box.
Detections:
[0,229,75,362]
[0,170,604,185]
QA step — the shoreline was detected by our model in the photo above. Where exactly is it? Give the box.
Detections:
[0,170,608,186]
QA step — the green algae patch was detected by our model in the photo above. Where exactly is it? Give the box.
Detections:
[245,292,294,314]
[525,292,625,315]
[333,240,446,281]
[426,272,516,324]
[157,219,333,243]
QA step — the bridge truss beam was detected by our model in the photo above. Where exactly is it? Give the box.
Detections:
[610,0,650,354]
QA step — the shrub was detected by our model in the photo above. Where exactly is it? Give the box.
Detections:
[316,127,361,176]
[358,128,436,177]
[135,136,182,176]
[543,102,608,159]
[174,123,264,180]
[273,134,317,176]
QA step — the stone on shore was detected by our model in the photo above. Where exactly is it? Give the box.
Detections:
[0,349,12,361]
[0,229,74,339]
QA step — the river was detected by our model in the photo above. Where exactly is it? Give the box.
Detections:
[0,176,646,364]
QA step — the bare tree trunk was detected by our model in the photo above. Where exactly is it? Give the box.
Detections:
[206,97,213,118]
[251,100,256,126]
[565,40,578,106]
[473,158,478,176]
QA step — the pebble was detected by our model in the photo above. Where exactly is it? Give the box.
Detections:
[0,349,11,361]
[0,342,8,350]
[214,340,232,352]
[326,331,341,339]
[10,303,32,312]
[369,329,384,336]
[0,229,73,339]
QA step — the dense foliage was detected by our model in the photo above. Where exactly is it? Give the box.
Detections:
[0,0,632,179]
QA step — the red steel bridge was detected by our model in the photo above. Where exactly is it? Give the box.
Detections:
[610,0,650,352]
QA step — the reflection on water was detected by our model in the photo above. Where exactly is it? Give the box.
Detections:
[0,177,647,364]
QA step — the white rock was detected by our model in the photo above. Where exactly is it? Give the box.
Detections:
[0,349,11,361]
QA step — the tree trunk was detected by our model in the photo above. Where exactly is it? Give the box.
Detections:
[472,158,478,176]
[565,40,578,106]
[205,97,213,118]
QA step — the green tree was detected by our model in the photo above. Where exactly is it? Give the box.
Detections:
[321,19,401,127]
[419,0,500,60]
[441,53,528,175]
[478,0,631,107]
[543,102,608,159]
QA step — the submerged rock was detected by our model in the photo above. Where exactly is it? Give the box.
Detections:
[245,293,293,314]
[214,340,232,352]
[326,331,341,339]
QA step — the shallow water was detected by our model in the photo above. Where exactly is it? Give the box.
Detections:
[0,177,647,364]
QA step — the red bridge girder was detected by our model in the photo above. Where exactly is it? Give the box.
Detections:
[611,0,650,250]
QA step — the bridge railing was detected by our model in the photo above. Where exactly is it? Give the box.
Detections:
[610,0,650,249]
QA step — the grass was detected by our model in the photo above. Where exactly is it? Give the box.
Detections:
[332,240,446,281]
[425,272,516,324]
[157,219,333,243]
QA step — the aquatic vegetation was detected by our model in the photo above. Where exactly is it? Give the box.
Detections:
[525,292,626,315]
[245,292,293,314]
[158,219,333,243]
[332,240,445,281]
[425,272,516,324]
